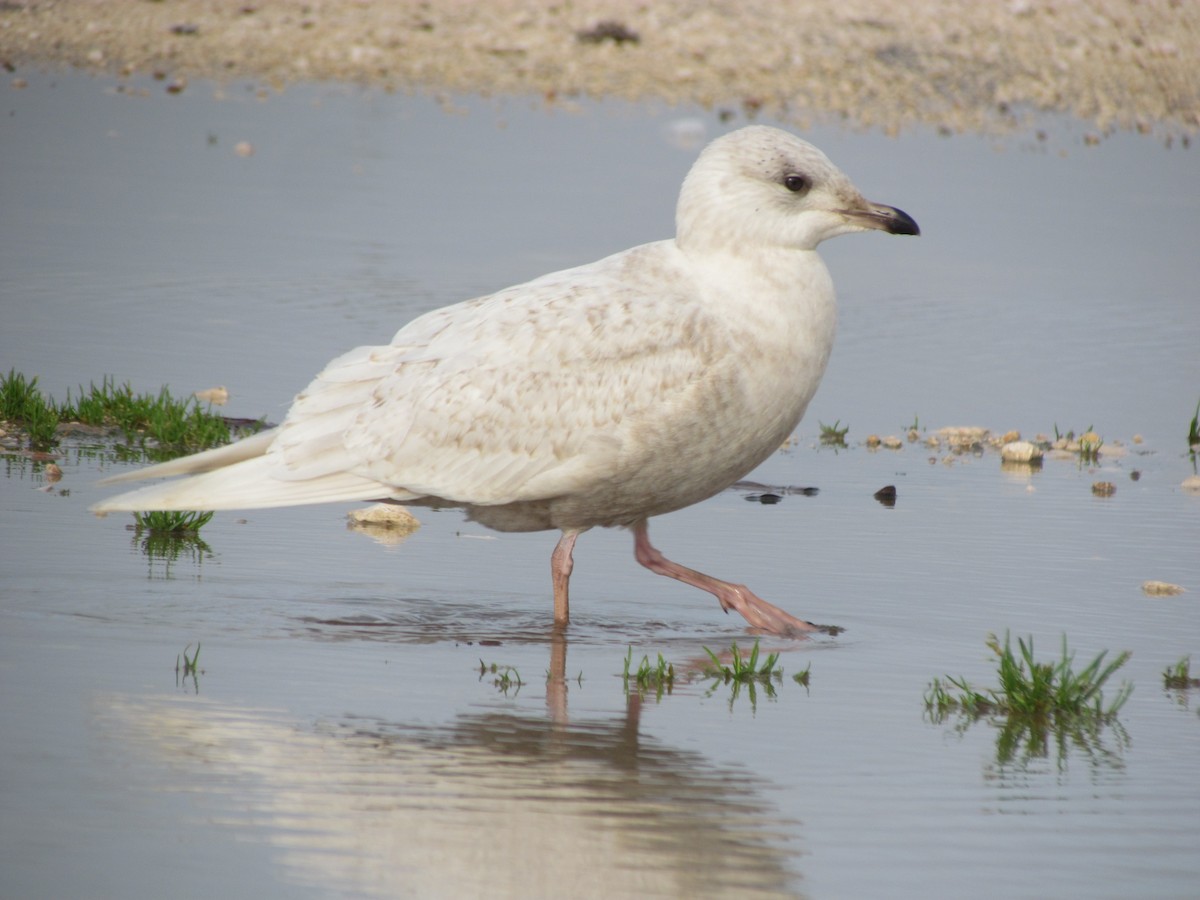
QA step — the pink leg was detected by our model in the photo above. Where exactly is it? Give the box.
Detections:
[551,529,581,626]
[632,520,822,637]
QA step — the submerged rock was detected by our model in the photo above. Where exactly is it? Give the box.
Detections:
[1000,440,1043,463]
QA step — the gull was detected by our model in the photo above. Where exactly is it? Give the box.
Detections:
[92,125,918,636]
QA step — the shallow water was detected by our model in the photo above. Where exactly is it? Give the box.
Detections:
[2,73,1199,899]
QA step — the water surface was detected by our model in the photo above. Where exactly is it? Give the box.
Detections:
[1,73,1198,899]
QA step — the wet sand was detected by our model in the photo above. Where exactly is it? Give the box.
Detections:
[2,0,1198,136]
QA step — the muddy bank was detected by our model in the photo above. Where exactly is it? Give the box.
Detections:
[3,0,1198,136]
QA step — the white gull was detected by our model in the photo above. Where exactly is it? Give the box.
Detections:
[92,125,919,636]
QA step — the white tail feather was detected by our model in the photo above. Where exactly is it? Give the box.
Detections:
[97,429,279,486]
[90,457,406,514]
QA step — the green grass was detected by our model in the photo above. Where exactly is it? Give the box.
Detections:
[59,375,233,448]
[133,509,214,534]
[0,369,60,447]
[175,643,204,692]
[1051,421,1103,462]
[818,419,849,446]
[1077,431,1103,463]
[616,642,810,709]
[701,640,788,711]
[926,633,1133,770]
[1,369,239,452]
[703,640,783,683]
[1188,398,1200,450]
[479,661,524,694]
[925,632,1132,720]
[176,643,201,676]
[621,647,676,699]
[1163,656,1200,689]
[792,662,811,687]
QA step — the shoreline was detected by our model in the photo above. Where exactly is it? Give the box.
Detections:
[3,1,1198,138]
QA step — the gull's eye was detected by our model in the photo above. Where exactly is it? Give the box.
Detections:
[783,173,810,194]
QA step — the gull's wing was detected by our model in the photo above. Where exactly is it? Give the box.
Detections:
[91,242,729,514]
[277,243,725,506]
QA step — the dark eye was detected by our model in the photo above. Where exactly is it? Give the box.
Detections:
[783,173,810,194]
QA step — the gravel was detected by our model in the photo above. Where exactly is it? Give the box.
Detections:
[2,0,1198,136]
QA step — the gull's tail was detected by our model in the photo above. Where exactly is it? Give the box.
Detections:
[89,429,401,515]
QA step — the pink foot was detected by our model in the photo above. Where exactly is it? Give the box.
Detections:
[631,521,838,637]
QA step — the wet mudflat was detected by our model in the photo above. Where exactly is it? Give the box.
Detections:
[1,73,1199,899]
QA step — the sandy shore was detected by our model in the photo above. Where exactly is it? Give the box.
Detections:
[2,0,1198,136]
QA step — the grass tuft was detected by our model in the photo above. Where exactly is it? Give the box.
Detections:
[1162,656,1200,690]
[703,639,782,683]
[926,633,1133,769]
[622,647,676,699]
[791,662,812,687]
[176,642,202,675]
[701,640,786,711]
[925,632,1132,720]
[818,419,849,446]
[479,661,523,694]
[133,509,214,534]
[2,369,243,454]
[0,369,61,447]
[60,375,233,449]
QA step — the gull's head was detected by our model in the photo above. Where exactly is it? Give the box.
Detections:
[675,125,919,254]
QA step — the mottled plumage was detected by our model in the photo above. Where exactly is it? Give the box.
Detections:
[93,126,918,635]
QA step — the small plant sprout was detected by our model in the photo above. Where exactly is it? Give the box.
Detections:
[792,662,811,687]
[175,643,203,692]
[176,643,201,676]
[621,646,676,699]
[1188,398,1200,451]
[703,639,782,683]
[818,419,849,445]
[1077,428,1103,464]
[1163,656,1200,690]
[702,640,785,711]
[479,661,524,694]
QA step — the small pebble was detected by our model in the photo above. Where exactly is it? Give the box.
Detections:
[1141,580,1185,597]
[348,503,420,529]
[865,434,881,448]
[347,504,420,544]
[1000,429,1021,443]
[234,140,255,157]
[1182,475,1200,493]
[44,463,63,482]
[1091,481,1117,496]
[882,435,903,449]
